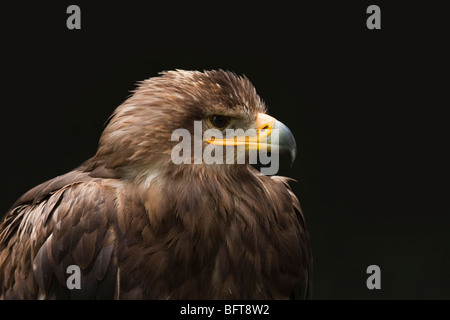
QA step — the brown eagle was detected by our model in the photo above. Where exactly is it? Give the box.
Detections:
[0,70,312,299]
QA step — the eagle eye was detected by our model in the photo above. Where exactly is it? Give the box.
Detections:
[208,115,230,130]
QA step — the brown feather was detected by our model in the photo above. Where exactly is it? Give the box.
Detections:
[0,70,311,300]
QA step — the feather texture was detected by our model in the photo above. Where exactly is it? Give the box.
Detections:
[0,70,312,299]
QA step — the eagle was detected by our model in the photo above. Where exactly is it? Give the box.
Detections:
[0,70,312,299]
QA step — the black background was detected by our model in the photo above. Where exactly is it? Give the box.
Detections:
[0,1,448,300]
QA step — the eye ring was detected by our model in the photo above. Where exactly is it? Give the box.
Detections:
[208,115,230,130]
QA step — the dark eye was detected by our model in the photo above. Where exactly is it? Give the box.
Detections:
[208,115,230,129]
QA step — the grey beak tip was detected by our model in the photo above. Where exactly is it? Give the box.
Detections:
[272,119,298,167]
[290,144,297,167]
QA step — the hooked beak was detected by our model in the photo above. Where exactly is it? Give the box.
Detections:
[205,112,297,165]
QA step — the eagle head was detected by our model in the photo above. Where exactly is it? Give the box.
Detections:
[92,69,296,181]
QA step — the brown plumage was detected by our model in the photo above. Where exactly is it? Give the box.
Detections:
[0,70,312,299]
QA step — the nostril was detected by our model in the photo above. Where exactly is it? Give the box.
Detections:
[261,125,269,130]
